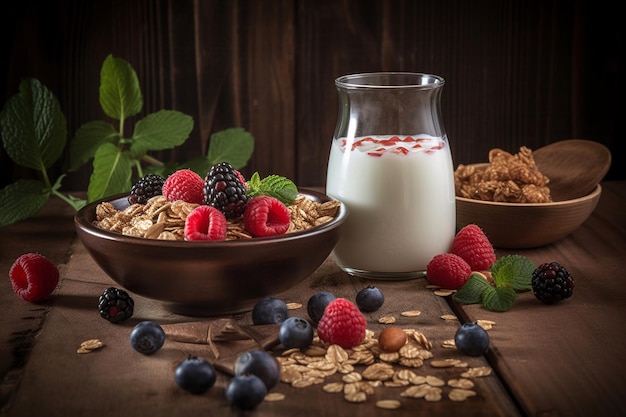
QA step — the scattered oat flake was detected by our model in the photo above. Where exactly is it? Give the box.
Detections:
[441,339,456,349]
[449,388,477,401]
[461,366,492,378]
[376,399,402,410]
[77,339,104,354]
[265,392,285,401]
[378,316,396,324]
[286,302,303,310]
[400,310,421,317]
[430,359,462,368]
[440,314,458,321]
[433,289,456,297]
[477,319,496,330]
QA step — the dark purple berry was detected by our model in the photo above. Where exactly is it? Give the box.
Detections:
[252,297,289,325]
[130,321,165,355]
[175,356,217,394]
[225,375,267,410]
[454,322,490,356]
[279,317,314,349]
[307,291,335,325]
[356,286,384,312]
[234,350,280,390]
[531,262,575,304]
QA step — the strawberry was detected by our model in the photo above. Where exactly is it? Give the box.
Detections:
[426,253,472,290]
[243,196,290,237]
[162,169,205,204]
[317,298,367,348]
[452,224,496,270]
[184,206,227,241]
[9,253,59,302]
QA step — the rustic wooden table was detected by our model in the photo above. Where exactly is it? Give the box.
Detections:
[1,181,624,417]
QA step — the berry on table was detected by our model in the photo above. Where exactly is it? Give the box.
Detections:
[451,224,496,270]
[251,297,289,325]
[454,322,490,356]
[183,205,227,241]
[162,169,205,204]
[243,196,290,237]
[225,374,267,410]
[130,321,166,355]
[531,262,575,304]
[426,253,472,290]
[204,162,248,219]
[128,174,165,205]
[317,298,367,348]
[234,350,281,391]
[279,317,314,349]
[307,291,336,326]
[9,253,59,302]
[355,286,384,312]
[98,287,134,323]
[175,356,217,394]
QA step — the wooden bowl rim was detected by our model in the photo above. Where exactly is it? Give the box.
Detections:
[455,184,601,208]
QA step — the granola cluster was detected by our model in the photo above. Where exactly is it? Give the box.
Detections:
[93,194,340,241]
[454,146,551,203]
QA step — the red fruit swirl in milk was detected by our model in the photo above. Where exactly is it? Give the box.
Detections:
[337,135,446,157]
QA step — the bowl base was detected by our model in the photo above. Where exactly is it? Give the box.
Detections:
[163,301,255,317]
[340,266,426,281]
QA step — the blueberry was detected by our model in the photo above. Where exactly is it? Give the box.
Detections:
[175,356,217,394]
[234,350,280,390]
[225,375,267,410]
[252,297,289,325]
[356,286,384,312]
[279,317,314,349]
[130,321,165,355]
[307,291,335,325]
[454,322,490,356]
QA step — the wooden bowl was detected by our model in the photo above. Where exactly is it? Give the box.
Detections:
[74,189,347,316]
[456,180,602,249]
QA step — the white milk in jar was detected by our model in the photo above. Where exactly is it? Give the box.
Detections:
[326,134,456,278]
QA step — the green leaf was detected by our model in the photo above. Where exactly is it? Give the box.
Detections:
[207,127,254,169]
[87,143,133,202]
[0,180,50,227]
[453,272,492,304]
[491,255,536,291]
[247,173,298,205]
[99,54,143,121]
[69,120,119,171]
[482,286,517,312]
[130,110,194,155]
[0,78,67,170]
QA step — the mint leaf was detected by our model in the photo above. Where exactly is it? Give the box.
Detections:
[0,180,50,227]
[69,120,119,171]
[0,78,67,170]
[99,55,143,121]
[247,173,298,205]
[207,128,254,169]
[491,255,535,291]
[482,286,517,312]
[131,110,194,156]
[453,272,492,304]
[87,143,133,202]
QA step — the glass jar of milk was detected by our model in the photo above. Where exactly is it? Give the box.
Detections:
[326,72,456,279]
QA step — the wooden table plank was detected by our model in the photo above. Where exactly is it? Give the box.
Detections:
[452,181,626,417]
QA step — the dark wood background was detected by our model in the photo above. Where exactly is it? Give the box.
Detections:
[1,0,624,192]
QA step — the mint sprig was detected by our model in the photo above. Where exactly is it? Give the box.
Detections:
[246,172,298,205]
[453,255,535,312]
[0,54,255,227]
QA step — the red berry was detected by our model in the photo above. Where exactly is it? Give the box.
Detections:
[9,253,59,302]
[317,298,367,348]
[243,196,290,237]
[426,253,472,290]
[162,169,205,204]
[184,206,227,241]
[452,224,496,270]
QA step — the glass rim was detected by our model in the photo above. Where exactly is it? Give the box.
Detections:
[335,72,444,90]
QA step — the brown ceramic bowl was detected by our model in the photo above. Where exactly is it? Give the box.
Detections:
[74,189,347,316]
[456,165,602,249]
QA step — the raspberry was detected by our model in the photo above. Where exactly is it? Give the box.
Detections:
[531,262,575,304]
[451,224,496,270]
[426,253,472,290]
[128,174,165,205]
[317,298,367,348]
[98,287,134,323]
[162,169,205,204]
[204,162,248,219]
[243,196,290,237]
[184,206,227,241]
[9,253,59,302]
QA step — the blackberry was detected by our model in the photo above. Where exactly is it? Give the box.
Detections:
[531,262,575,304]
[128,174,165,205]
[203,162,248,218]
[98,287,134,323]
